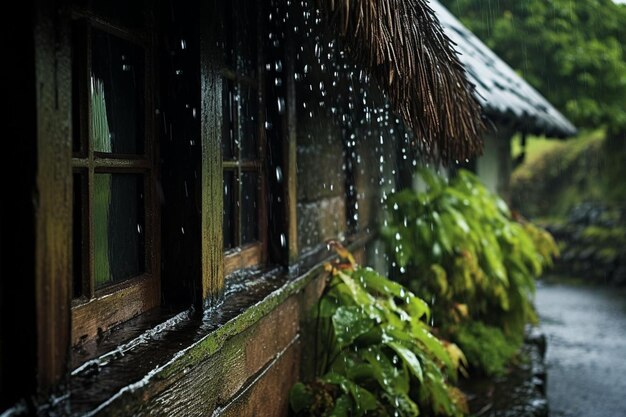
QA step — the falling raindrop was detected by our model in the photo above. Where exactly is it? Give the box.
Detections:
[277,97,286,114]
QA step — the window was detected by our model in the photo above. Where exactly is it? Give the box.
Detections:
[222,0,267,275]
[70,7,159,346]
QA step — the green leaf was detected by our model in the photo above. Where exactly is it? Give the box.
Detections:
[387,326,454,374]
[318,296,339,318]
[328,394,351,417]
[381,392,420,417]
[335,270,376,310]
[386,341,424,382]
[322,373,378,415]
[332,306,375,348]
[289,382,313,413]
[362,345,410,396]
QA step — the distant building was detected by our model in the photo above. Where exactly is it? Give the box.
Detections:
[430,0,576,201]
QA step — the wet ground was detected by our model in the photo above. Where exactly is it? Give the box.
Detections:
[535,280,626,417]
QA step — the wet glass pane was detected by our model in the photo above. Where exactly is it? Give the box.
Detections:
[94,173,145,289]
[222,2,235,69]
[237,0,258,76]
[91,29,145,154]
[73,173,84,298]
[222,80,236,159]
[72,25,83,155]
[240,86,259,160]
[91,0,145,28]
[223,170,236,250]
[241,171,259,244]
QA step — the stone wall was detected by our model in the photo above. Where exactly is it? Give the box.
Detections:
[296,117,348,254]
[546,202,626,286]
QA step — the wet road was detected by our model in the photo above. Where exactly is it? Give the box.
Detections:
[535,281,626,417]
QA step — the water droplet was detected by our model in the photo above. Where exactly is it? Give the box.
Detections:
[277,97,285,114]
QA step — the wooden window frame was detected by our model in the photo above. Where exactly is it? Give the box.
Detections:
[69,9,160,348]
[221,2,268,277]
[29,0,300,394]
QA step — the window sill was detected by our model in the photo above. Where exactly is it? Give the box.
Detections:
[58,233,373,415]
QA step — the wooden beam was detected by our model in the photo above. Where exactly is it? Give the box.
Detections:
[284,37,299,262]
[34,0,72,393]
[200,0,224,302]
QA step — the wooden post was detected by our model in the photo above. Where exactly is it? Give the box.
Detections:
[200,0,224,302]
[284,36,299,263]
[34,0,72,395]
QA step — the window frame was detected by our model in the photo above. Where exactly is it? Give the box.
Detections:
[69,8,160,348]
[30,0,301,397]
[221,1,268,277]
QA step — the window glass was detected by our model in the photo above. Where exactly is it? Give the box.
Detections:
[241,172,259,244]
[91,0,146,29]
[91,29,145,154]
[222,80,236,160]
[237,0,257,76]
[223,170,236,250]
[73,173,84,298]
[240,86,259,160]
[93,173,145,289]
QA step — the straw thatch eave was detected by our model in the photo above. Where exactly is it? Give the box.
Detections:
[319,0,486,161]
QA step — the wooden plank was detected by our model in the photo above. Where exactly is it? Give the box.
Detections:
[284,36,299,262]
[71,275,160,347]
[34,0,73,393]
[200,0,224,301]
[224,244,263,277]
[218,339,299,417]
[134,290,303,417]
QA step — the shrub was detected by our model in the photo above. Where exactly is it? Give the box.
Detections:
[382,169,557,375]
[289,243,467,417]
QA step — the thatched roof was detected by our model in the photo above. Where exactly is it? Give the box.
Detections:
[430,0,576,138]
[319,0,486,161]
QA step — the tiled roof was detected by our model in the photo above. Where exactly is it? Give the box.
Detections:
[431,0,577,137]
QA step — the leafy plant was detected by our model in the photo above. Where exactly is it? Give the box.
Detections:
[454,322,520,377]
[290,242,467,417]
[382,169,558,375]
